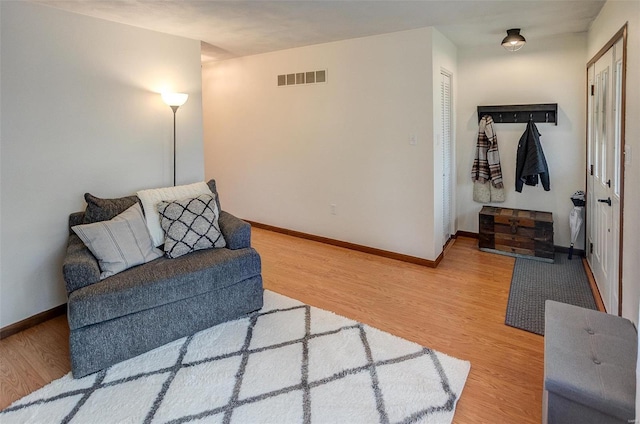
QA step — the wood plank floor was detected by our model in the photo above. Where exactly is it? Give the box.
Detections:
[0,230,543,423]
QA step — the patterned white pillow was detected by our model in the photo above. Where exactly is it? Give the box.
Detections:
[72,203,162,279]
[157,194,226,259]
[137,182,213,247]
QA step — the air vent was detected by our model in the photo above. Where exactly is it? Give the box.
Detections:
[306,72,315,83]
[277,70,327,87]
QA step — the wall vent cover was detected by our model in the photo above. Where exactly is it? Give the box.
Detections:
[277,70,327,86]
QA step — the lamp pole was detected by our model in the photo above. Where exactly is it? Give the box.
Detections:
[161,92,188,187]
[171,105,179,186]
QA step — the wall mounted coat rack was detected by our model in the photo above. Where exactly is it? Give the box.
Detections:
[477,103,558,126]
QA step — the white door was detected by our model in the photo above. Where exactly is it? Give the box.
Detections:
[441,70,453,246]
[587,39,623,315]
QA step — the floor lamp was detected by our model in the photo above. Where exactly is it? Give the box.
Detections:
[161,92,189,186]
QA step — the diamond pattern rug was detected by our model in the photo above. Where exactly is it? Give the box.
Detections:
[1,291,471,423]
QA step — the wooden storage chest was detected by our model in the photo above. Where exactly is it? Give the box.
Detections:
[479,206,554,262]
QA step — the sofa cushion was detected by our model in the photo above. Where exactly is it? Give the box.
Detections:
[69,276,263,378]
[137,181,213,247]
[72,204,163,279]
[158,194,226,258]
[83,193,139,224]
[545,300,637,421]
[67,246,261,330]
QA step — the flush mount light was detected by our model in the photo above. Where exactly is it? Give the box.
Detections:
[502,28,526,52]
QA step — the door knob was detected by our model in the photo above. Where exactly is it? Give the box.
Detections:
[598,197,612,206]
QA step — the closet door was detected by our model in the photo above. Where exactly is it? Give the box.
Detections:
[441,70,453,246]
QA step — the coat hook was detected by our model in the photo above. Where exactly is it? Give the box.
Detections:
[545,112,549,122]
[529,113,533,121]
[499,113,503,122]
[514,113,517,122]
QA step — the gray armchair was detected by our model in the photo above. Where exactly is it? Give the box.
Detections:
[63,180,263,378]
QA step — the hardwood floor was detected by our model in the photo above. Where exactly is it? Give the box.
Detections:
[0,229,543,423]
[253,230,541,424]
[0,315,70,410]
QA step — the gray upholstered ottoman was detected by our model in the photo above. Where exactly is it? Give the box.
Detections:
[543,300,637,424]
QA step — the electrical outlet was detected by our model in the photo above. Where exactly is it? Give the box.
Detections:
[330,204,336,215]
[409,134,418,146]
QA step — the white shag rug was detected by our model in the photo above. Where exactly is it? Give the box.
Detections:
[2,291,470,424]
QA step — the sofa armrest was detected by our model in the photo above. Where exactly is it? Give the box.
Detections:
[219,211,251,249]
[63,234,101,293]
[68,211,85,235]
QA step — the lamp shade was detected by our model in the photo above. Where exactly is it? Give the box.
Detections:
[501,29,526,52]
[161,92,189,107]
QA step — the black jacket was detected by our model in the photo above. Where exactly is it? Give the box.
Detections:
[516,121,550,192]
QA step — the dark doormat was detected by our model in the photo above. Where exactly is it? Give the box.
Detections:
[505,253,597,335]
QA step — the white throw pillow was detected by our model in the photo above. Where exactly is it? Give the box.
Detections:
[137,181,212,247]
[72,203,162,279]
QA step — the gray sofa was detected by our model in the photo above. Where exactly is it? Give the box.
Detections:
[63,181,263,378]
[544,300,636,424]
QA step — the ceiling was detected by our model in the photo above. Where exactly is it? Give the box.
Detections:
[36,0,606,62]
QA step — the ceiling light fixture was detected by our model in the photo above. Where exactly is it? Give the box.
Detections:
[501,28,526,52]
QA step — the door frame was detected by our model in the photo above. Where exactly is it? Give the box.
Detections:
[585,23,627,315]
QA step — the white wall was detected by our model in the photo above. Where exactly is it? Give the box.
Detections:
[456,33,587,249]
[588,0,640,323]
[0,2,204,327]
[0,3,3,325]
[203,28,450,260]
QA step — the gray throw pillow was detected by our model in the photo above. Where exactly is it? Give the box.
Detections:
[83,193,140,224]
[158,194,226,259]
[72,203,162,279]
[206,179,222,213]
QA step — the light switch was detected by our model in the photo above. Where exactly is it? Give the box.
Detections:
[409,134,418,146]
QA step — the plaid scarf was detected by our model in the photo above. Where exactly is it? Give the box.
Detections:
[471,115,504,188]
